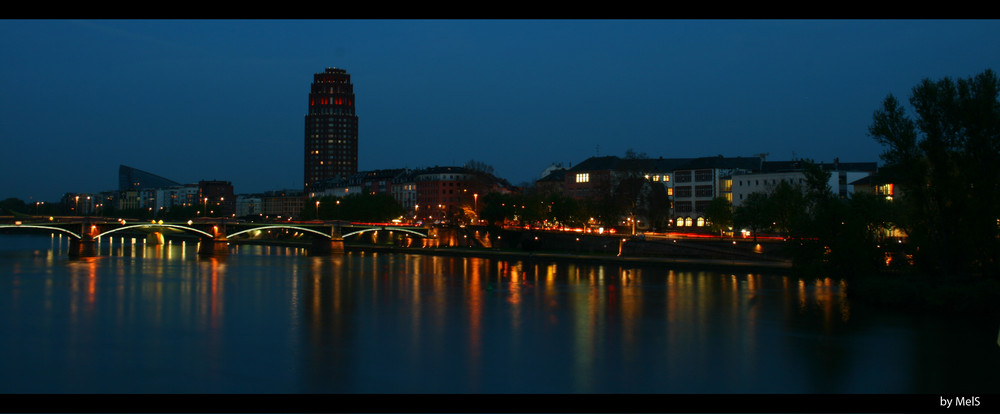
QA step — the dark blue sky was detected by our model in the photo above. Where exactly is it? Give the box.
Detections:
[3,20,999,202]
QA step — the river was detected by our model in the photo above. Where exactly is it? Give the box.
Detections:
[0,234,997,395]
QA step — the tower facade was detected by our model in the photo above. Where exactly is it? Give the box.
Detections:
[304,67,358,193]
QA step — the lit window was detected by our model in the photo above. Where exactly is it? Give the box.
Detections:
[575,173,590,183]
[652,175,660,182]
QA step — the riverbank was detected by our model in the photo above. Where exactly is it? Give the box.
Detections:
[228,238,792,272]
[410,244,1000,320]
[232,238,1000,320]
[347,243,793,273]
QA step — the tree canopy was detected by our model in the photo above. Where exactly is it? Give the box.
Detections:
[868,69,1000,278]
[703,197,733,235]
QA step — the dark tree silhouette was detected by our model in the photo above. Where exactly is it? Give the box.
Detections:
[869,69,1000,278]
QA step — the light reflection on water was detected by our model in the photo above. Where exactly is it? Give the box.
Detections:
[0,234,997,394]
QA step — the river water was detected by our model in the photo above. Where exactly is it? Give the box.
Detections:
[0,234,997,394]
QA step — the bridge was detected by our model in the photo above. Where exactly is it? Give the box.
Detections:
[0,217,436,257]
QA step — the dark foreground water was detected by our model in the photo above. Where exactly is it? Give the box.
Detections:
[1,234,997,394]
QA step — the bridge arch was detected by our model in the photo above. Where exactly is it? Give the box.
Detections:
[95,224,214,239]
[228,225,332,239]
[0,224,82,239]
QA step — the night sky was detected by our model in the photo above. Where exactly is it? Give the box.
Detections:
[3,20,999,202]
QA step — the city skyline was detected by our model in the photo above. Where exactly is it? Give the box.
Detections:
[3,20,1000,202]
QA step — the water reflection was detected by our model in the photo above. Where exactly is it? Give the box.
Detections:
[291,254,868,393]
[1,235,997,393]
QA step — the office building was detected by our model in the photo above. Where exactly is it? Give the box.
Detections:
[304,67,359,193]
[198,180,236,217]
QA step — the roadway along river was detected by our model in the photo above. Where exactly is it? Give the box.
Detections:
[0,234,997,396]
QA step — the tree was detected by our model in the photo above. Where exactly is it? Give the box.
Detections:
[464,159,495,176]
[624,148,648,160]
[801,159,833,207]
[868,69,1000,278]
[733,192,771,242]
[768,180,808,237]
[704,197,733,236]
[604,174,671,233]
[541,192,583,228]
[0,198,28,215]
[479,192,517,227]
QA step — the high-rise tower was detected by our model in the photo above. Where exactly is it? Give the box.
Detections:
[304,67,358,193]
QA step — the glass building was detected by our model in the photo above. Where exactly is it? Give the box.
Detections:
[118,165,181,191]
[304,67,359,193]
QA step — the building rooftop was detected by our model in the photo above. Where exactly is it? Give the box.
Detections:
[675,156,763,171]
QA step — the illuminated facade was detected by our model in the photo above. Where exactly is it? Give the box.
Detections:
[262,190,305,219]
[198,180,236,218]
[562,156,688,204]
[304,67,358,193]
[414,167,506,222]
[731,161,877,208]
[563,156,618,201]
[154,184,199,212]
[672,156,762,226]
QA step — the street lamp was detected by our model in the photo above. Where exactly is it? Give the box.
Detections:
[315,200,320,219]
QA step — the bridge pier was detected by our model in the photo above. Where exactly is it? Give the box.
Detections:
[423,227,440,248]
[318,222,346,255]
[69,237,96,258]
[68,220,100,258]
[198,221,229,256]
[198,237,229,256]
[309,237,344,255]
[146,232,164,245]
